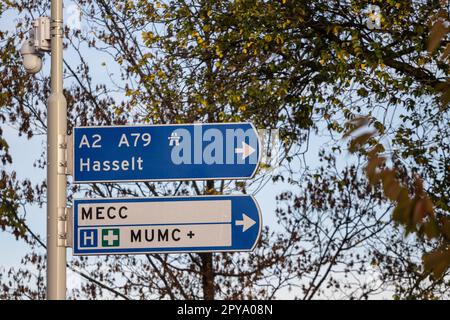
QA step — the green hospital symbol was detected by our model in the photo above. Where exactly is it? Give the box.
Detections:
[102,229,120,247]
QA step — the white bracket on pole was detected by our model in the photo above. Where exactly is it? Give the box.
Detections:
[66,134,73,176]
[57,207,69,247]
[32,17,51,52]
[57,134,68,175]
[66,207,73,248]
[57,133,68,248]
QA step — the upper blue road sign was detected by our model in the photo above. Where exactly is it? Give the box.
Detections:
[72,123,261,183]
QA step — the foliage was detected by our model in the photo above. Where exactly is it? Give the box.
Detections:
[0,0,449,299]
[344,1,450,282]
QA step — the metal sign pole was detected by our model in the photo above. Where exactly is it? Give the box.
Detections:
[47,0,67,300]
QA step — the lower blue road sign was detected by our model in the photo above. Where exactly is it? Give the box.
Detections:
[72,195,262,255]
[72,122,261,183]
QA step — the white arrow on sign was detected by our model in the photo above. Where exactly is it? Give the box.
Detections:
[235,142,256,160]
[235,213,256,232]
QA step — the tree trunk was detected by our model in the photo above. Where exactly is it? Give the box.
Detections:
[200,252,215,300]
[199,180,216,299]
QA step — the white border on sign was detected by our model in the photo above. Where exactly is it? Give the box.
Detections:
[71,122,263,184]
[71,194,263,256]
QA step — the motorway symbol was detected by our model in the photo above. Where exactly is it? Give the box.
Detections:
[71,123,261,183]
[72,195,262,255]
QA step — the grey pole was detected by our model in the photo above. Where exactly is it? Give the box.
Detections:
[47,0,67,300]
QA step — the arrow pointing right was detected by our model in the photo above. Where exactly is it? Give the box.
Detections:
[235,141,256,160]
[235,213,256,232]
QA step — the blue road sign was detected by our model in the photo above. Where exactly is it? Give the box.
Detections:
[72,195,262,255]
[72,123,261,183]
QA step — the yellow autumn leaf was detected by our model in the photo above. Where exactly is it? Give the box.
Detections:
[276,35,284,44]
[157,70,166,78]
[215,47,223,58]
